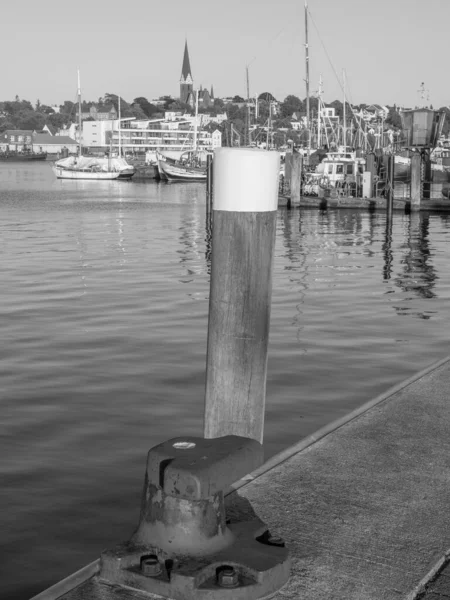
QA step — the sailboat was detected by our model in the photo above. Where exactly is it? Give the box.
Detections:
[156,91,209,182]
[53,72,135,180]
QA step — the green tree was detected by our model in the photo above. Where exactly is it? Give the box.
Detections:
[133,97,158,118]
[258,92,276,102]
[385,106,402,129]
[60,100,75,116]
[38,104,55,115]
[48,112,70,129]
[280,95,303,118]
[15,110,46,130]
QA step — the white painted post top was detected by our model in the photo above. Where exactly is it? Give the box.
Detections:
[213,148,280,212]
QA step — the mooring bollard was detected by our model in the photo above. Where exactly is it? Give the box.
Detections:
[204,147,280,444]
[95,147,290,600]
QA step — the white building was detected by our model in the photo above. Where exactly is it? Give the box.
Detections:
[82,116,222,159]
[32,134,78,154]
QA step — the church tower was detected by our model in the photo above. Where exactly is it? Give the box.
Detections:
[180,41,193,104]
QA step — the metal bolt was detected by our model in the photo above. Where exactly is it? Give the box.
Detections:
[217,566,239,588]
[141,555,162,577]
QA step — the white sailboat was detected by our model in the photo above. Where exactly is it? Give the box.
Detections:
[53,72,135,180]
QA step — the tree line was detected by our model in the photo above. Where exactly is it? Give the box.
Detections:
[1,92,448,141]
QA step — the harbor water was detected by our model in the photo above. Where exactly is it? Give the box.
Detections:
[2,162,450,599]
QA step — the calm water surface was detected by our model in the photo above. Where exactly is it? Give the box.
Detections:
[2,162,450,599]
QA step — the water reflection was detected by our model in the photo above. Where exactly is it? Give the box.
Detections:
[393,212,437,319]
[383,217,394,281]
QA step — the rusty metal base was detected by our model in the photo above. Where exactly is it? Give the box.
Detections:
[100,519,291,600]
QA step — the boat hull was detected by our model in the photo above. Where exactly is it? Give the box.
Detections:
[157,158,206,182]
[0,152,47,161]
[53,166,122,180]
[52,156,135,180]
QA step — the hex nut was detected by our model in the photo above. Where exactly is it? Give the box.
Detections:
[217,566,239,588]
[141,555,162,577]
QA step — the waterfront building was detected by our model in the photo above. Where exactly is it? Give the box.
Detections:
[32,133,78,155]
[82,115,222,159]
[56,123,78,143]
[1,129,33,151]
[78,103,118,122]
[0,129,77,154]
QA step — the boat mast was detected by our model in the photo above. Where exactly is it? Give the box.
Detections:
[77,68,82,157]
[317,74,322,149]
[118,96,121,157]
[305,0,310,160]
[193,90,199,152]
[246,65,251,147]
[266,101,272,149]
[342,69,346,150]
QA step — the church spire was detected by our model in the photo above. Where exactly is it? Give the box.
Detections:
[180,40,193,83]
[180,40,194,104]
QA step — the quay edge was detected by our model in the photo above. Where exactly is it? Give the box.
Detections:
[31,354,450,600]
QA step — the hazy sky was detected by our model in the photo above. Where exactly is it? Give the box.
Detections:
[4,0,449,109]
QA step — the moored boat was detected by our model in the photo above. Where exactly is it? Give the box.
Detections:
[158,152,206,181]
[53,70,135,181]
[53,155,135,180]
[0,150,47,161]
[156,90,209,182]
[303,149,365,196]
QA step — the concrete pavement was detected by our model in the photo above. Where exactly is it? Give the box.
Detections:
[33,355,450,600]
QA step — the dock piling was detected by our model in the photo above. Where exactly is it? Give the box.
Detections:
[411,152,422,211]
[203,148,280,443]
[386,154,395,217]
[290,152,302,207]
[206,154,213,212]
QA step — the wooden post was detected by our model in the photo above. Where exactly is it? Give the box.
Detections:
[365,153,376,198]
[290,152,303,207]
[411,152,422,211]
[284,152,293,183]
[206,154,213,212]
[204,148,279,444]
[386,154,395,218]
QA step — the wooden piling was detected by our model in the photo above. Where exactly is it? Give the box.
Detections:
[365,153,376,198]
[411,152,422,211]
[284,152,293,183]
[290,152,303,207]
[206,154,213,212]
[204,148,279,444]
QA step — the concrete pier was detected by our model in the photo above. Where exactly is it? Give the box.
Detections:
[33,355,450,600]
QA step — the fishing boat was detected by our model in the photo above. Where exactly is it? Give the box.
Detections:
[53,71,135,181]
[156,91,208,182]
[0,150,47,161]
[157,152,208,181]
[303,149,365,196]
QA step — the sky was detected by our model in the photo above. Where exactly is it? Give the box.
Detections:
[3,0,450,109]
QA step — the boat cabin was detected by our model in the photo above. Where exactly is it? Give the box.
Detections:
[316,151,365,186]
